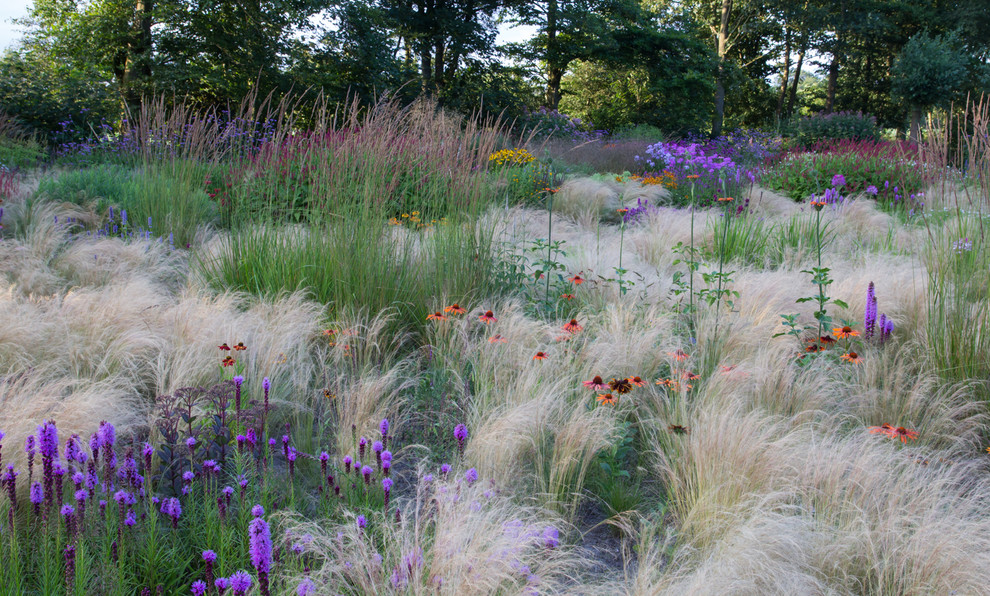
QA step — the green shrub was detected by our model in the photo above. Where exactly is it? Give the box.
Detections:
[791,111,880,146]
[0,137,45,170]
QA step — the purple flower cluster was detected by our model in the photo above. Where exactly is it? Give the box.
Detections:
[864,281,894,343]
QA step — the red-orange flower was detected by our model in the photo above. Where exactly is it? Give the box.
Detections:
[568,274,585,285]
[596,393,616,405]
[684,175,700,180]
[682,371,700,381]
[868,423,895,435]
[667,349,689,361]
[617,208,629,215]
[233,342,246,351]
[563,319,583,333]
[819,335,836,346]
[218,343,231,351]
[668,424,690,435]
[892,427,919,443]
[810,199,826,211]
[584,376,608,390]
[444,303,467,314]
[532,351,548,361]
[833,326,859,339]
[427,312,448,321]
[561,294,575,300]
[627,376,645,387]
[322,329,337,337]
[720,365,736,373]
[488,334,507,344]
[479,310,497,324]
[221,356,236,367]
[717,196,734,202]
[840,351,863,364]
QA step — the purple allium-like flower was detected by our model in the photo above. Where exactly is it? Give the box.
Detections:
[186,437,197,450]
[203,549,217,563]
[183,471,195,483]
[864,281,878,339]
[296,578,316,596]
[423,473,434,483]
[454,424,468,456]
[543,526,560,549]
[866,185,878,195]
[464,468,478,485]
[215,577,231,593]
[161,497,182,527]
[251,504,265,518]
[362,465,373,485]
[191,580,207,596]
[343,455,352,474]
[249,515,273,574]
[357,514,367,530]
[831,174,846,188]
[359,437,368,459]
[229,570,252,595]
[372,440,383,454]
[440,464,451,478]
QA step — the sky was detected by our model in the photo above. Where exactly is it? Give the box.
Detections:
[0,1,535,52]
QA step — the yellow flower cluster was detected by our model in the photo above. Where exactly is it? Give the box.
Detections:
[388,211,448,230]
[489,148,536,167]
[615,170,677,190]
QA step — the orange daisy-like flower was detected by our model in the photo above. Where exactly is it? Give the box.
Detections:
[840,351,863,364]
[233,342,247,351]
[892,427,919,443]
[323,389,335,400]
[596,393,616,405]
[488,334,507,344]
[568,274,585,285]
[682,371,700,381]
[720,365,736,373]
[627,376,646,387]
[868,423,895,435]
[532,351,548,361]
[685,174,700,180]
[717,196,734,202]
[444,304,467,314]
[479,310,497,324]
[609,378,633,394]
[221,356,236,367]
[810,199,827,211]
[561,294,575,300]
[668,349,689,361]
[218,343,231,351]
[668,424,690,435]
[563,319,583,333]
[322,329,337,337]
[617,208,629,215]
[806,344,823,353]
[427,312,448,321]
[833,326,859,339]
[584,376,609,390]
[819,335,836,346]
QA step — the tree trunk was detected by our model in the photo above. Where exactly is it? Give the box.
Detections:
[420,50,432,94]
[711,0,732,138]
[122,0,153,109]
[824,51,839,113]
[544,0,560,108]
[776,27,791,119]
[909,106,922,143]
[787,33,807,117]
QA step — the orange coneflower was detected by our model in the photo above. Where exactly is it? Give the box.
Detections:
[444,304,467,315]
[819,335,836,346]
[584,376,609,390]
[563,319,583,333]
[668,349,689,361]
[717,196,734,202]
[596,393,616,405]
[488,334,507,344]
[685,175,700,180]
[427,312,448,321]
[617,208,629,215]
[892,427,919,443]
[840,351,863,364]
[568,273,585,285]
[627,376,646,387]
[682,371,700,381]
[479,310,497,324]
[810,199,826,211]
[221,356,236,367]
[609,378,633,394]
[322,329,337,337]
[806,344,822,353]
[561,293,575,300]
[668,424,690,435]
[233,342,246,351]
[533,351,548,361]
[833,326,859,339]
[218,343,231,351]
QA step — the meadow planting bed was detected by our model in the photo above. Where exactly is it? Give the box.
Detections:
[1,98,990,595]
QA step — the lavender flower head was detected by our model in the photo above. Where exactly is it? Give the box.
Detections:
[381,450,392,464]
[215,577,231,593]
[185,437,197,449]
[543,526,560,549]
[297,578,316,596]
[372,440,383,454]
[38,420,59,459]
[30,481,43,504]
[357,514,367,530]
[440,463,451,477]
[362,465,373,484]
[249,515,273,573]
[229,570,252,594]
[464,468,478,485]
[382,477,393,492]
[380,418,389,438]
[75,489,88,503]
[262,377,270,391]
[233,375,244,387]
[191,581,207,596]
[203,550,217,563]
[866,185,878,195]
[831,174,846,188]
[251,504,265,517]
[864,282,878,339]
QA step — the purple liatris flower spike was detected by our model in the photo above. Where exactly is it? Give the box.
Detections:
[229,570,252,596]
[383,477,393,508]
[233,375,244,414]
[343,455,352,474]
[831,174,845,188]
[75,489,87,521]
[882,316,894,342]
[440,463,451,478]
[251,504,265,517]
[454,424,468,456]
[357,514,367,531]
[359,437,367,459]
[191,581,207,596]
[382,460,391,477]
[362,465,373,485]
[249,515,273,595]
[203,550,217,587]
[464,468,478,485]
[380,418,389,438]
[381,450,392,464]
[64,544,76,595]
[61,504,75,536]
[864,282,878,339]
[878,313,887,341]
[543,526,560,549]
[161,497,182,528]
[297,578,316,596]
[215,577,231,594]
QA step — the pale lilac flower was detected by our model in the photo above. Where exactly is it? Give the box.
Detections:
[229,570,252,595]
[191,580,207,596]
[464,468,478,485]
[251,504,265,517]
